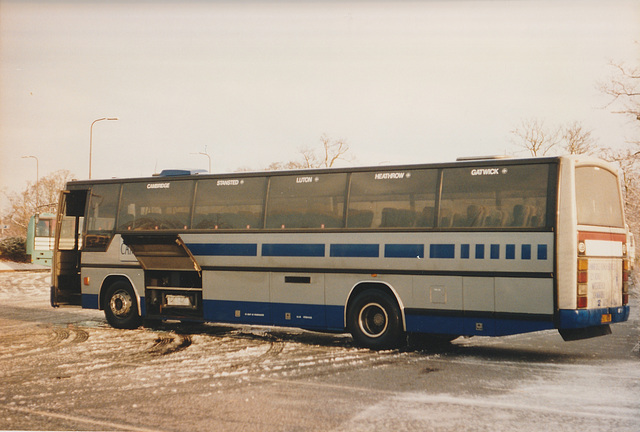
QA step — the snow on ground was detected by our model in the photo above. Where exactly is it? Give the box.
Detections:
[0,260,49,272]
[334,358,640,431]
[1,271,639,431]
[0,269,50,303]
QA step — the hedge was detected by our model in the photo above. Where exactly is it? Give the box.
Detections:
[0,237,27,262]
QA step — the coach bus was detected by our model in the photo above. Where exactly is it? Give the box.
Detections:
[51,156,630,349]
[26,213,56,266]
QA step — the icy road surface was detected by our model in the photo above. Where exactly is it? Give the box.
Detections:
[1,271,639,431]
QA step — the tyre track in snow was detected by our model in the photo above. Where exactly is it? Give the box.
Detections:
[0,271,399,389]
[127,325,403,387]
[0,325,89,360]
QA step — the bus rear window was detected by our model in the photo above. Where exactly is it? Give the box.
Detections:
[575,166,624,228]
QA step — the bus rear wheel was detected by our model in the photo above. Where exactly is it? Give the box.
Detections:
[347,289,405,350]
[104,280,141,329]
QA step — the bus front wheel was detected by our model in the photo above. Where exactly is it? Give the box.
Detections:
[104,280,141,329]
[347,289,405,350]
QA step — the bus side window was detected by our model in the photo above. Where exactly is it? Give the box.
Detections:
[265,173,347,229]
[415,207,435,228]
[117,181,194,231]
[86,183,121,250]
[194,177,266,230]
[510,204,530,227]
[347,169,437,229]
[484,208,506,227]
[440,164,550,229]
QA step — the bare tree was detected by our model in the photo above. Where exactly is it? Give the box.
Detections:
[561,121,597,155]
[511,119,598,156]
[1,169,74,237]
[264,135,354,171]
[510,118,560,156]
[598,56,640,270]
[600,147,639,197]
[263,160,302,171]
[599,59,640,144]
[306,134,353,168]
[600,147,640,241]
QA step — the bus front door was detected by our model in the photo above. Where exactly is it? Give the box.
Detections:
[51,190,87,307]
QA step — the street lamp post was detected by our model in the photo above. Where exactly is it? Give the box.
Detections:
[21,155,39,214]
[89,117,118,179]
[195,152,212,173]
[191,146,212,173]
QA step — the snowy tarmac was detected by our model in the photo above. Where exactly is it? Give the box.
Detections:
[0,270,638,431]
[0,260,49,272]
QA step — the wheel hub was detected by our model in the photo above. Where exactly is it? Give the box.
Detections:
[110,290,133,317]
[358,302,389,338]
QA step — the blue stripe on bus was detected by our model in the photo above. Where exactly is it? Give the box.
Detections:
[204,299,271,324]
[538,244,548,260]
[81,293,99,309]
[200,301,628,335]
[384,244,425,258]
[202,299,344,331]
[325,305,345,329]
[490,244,500,259]
[139,297,146,316]
[188,243,258,256]
[181,241,550,261]
[405,312,554,336]
[271,302,327,328]
[330,244,379,258]
[262,243,325,257]
[429,244,455,259]
[200,299,561,336]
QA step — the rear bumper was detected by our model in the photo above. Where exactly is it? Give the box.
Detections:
[558,306,630,329]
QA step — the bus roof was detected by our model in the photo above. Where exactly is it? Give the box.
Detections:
[64,154,622,189]
[65,155,574,188]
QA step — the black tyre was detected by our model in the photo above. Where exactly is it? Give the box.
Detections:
[104,280,141,329]
[347,289,405,350]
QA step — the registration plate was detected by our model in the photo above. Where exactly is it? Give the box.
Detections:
[601,313,612,324]
[165,294,192,307]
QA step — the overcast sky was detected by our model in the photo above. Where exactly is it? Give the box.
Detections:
[1,0,639,210]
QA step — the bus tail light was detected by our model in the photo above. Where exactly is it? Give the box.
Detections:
[578,283,588,296]
[577,272,588,284]
[577,296,588,309]
[577,258,588,309]
[622,259,629,305]
[577,258,588,283]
